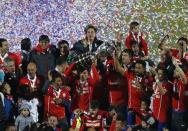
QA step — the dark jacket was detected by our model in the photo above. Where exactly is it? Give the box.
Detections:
[0,93,6,121]
[21,50,31,76]
[30,45,57,79]
[72,38,103,54]
[4,69,22,101]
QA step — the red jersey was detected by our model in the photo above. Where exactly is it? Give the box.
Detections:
[63,62,76,77]
[44,85,71,120]
[107,71,128,106]
[73,65,100,111]
[125,32,148,56]
[72,110,109,131]
[150,81,171,123]
[0,52,21,69]
[47,85,71,102]
[172,79,186,112]
[124,71,149,112]
[109,120,116,131]
[170,48,188,62]
[131,53,144,62]
[19,74,43,94]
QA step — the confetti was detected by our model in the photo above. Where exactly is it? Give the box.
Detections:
[0,0,187,57]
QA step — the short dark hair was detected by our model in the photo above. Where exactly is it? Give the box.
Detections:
[122,49,132,57]
[130,40,139,47]
[177,37,188,45]
[84,24,97,33]
[51,71,62,83]
[39,35,50,42]
[130,21,139,30]
[0,38,7,47]
[37,123,54,131]
[21,38,31,51]
[135,59,146,69]
[58,40,69,47]
[4,57,15,65]
[0,82,9,92]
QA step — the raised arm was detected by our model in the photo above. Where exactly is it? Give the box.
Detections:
[64,62,76,77]
[158,31,174,50]
[172,57,187,85]
[158,34,169,50]
[157,82,167,95]
[90,60,100,85]
[113,49,127,76]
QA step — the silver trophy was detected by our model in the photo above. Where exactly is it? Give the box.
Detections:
[68,41,117,66]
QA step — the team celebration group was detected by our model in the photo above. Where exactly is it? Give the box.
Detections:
[0,22,188,131]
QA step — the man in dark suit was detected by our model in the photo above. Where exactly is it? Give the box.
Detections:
[72,24,103,54]
[4,57,22,101]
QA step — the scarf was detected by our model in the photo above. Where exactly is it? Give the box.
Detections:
[34,44,51,53]
[131,31,142,44]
